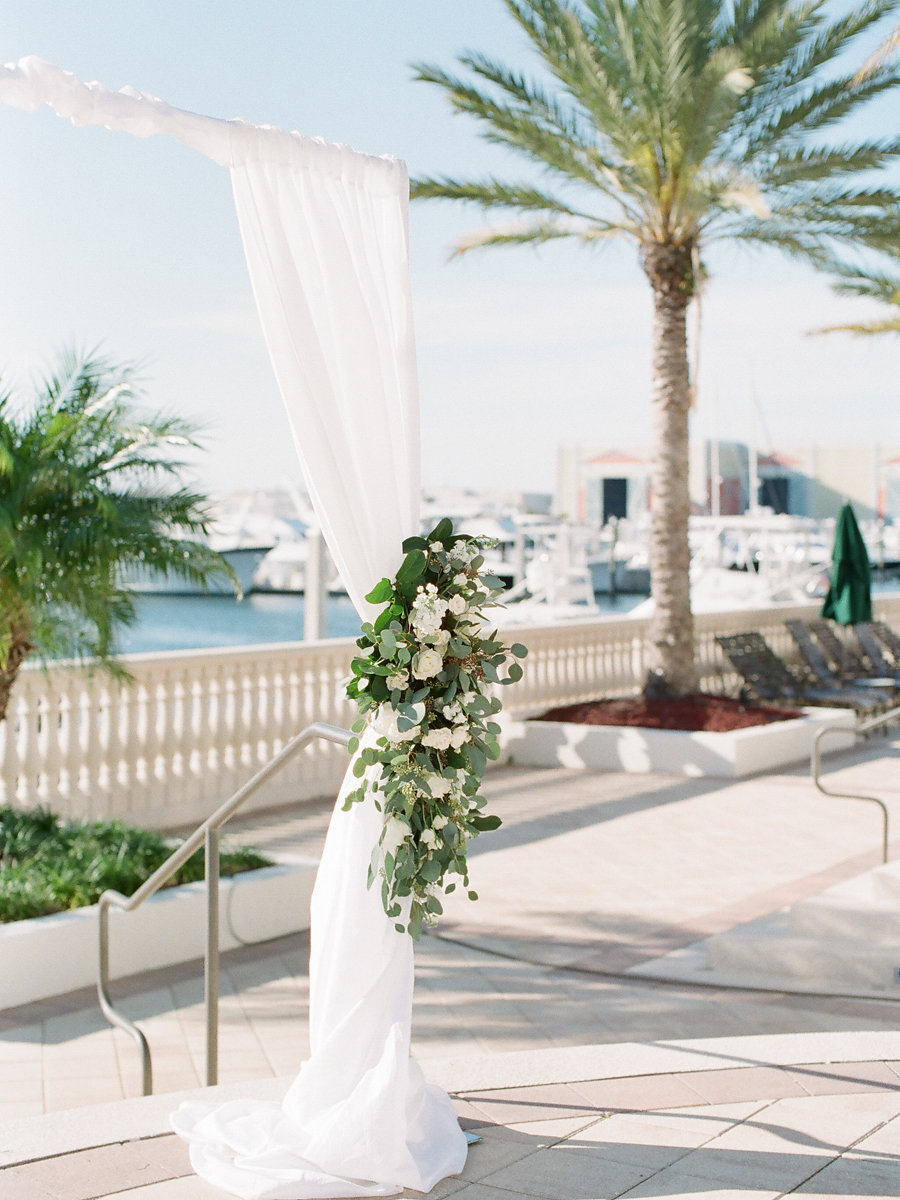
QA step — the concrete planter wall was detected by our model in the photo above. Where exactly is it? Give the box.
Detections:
[504,707,856,778]
[2,860,317,1012]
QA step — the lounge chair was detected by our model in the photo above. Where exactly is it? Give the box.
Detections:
[853,623,900,683]
[868,619,900,665]
[804,618,874,679]
[715,631,884,711]
[785,619,897,693]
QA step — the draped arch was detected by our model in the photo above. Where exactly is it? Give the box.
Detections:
[0,56,466,1199]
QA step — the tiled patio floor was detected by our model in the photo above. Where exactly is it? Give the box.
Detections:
[1,731,899,1196]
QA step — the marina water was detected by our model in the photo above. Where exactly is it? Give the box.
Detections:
[118,590,646,654]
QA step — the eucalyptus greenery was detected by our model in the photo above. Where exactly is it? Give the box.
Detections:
[344,518,526,939]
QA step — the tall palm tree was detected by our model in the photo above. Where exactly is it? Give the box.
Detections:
[814,268,900,334]
[411,0,900,694]
[0,350,236,719]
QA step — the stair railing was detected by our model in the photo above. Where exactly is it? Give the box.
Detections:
[97,721,351,1096]
[811,704,900,865]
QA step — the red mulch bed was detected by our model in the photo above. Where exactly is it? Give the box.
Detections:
[535,694,803,733]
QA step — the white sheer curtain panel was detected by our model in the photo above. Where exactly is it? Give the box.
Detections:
[0,56,466,1199]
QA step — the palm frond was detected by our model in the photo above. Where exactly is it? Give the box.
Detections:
[451,217,623,256]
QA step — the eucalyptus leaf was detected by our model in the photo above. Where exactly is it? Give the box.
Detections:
[364,578,393,604]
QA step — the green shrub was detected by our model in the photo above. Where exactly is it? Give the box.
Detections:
[0,806,271,923]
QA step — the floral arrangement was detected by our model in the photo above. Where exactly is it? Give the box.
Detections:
[344,518,526,938]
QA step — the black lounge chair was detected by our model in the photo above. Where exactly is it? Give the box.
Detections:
[853,623,900,683]
[868,620,900,665]
[715,631,884,712]
[804,618,875,680]
[785,619,898,692]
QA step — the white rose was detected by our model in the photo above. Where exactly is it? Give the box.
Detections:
[429,541,443,552]
[448,594,467,616]
[420,828,438,847]
[422,727,453,751]
[453,573,468,587]
[412,648,444,679]
[432,814,448,829]
[450,725,469,749]
[426,628,451,649]
[426,775,452,798]
[381,815,409,856]
[386,671,409,691]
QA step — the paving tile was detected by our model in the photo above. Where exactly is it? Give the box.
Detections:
[785,1059,900,1096]
[0,1136,191,1200]
[457,1083,595,1125]
[0,1098,44,1119]
[449,1184,540,1200]
[756,1089,900,1150]
[454,1135,540,1184]
[852,1112,900,1154]
[480,1142,653,1199]
[571,1073,712,1113]
[677,1066,808,1104]
[498,1113,608,1144]
[793,1151,900,1197]
[620,1166,782,1198]
[0,1173,60,1200]
[667,1142,832,1192]
[96,1176,227,1198]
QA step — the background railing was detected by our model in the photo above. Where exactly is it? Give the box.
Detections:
[5,594,900,827]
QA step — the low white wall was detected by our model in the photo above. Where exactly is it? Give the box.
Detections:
[2,595,898,826]
[1,863,316,1011]
[505,707,857,778]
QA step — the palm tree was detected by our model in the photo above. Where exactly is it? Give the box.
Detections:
[814,268,900,335]
[411,0,900,694]
[0,350,237,720]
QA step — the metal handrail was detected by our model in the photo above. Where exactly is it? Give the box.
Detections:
[98,721,352,1095]
[811,704,900,866]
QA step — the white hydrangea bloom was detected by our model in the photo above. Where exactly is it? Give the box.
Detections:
[448,539,478,565]
[422,727,453,751]
[410,587,449,638]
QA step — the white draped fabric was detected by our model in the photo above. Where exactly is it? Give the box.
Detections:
[0,57,466,1198]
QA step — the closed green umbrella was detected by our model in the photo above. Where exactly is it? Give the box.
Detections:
[821,503,872,626]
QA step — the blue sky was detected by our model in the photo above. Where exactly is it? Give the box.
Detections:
[1,1,898,501]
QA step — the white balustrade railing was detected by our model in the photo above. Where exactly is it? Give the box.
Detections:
[3,640,357,827]
[4,595,900,828]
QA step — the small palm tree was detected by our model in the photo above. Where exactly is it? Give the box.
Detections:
[412,0,900,694]
[0,350,237,720]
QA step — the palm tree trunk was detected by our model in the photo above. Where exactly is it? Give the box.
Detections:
[0,628,33,723]
[641,241,697,696]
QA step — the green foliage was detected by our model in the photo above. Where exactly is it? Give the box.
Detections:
[815,263,900,334]
[0,349,238,713]
[344,519,527,938]
[411,0,900,270]
[0,805,271,923]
